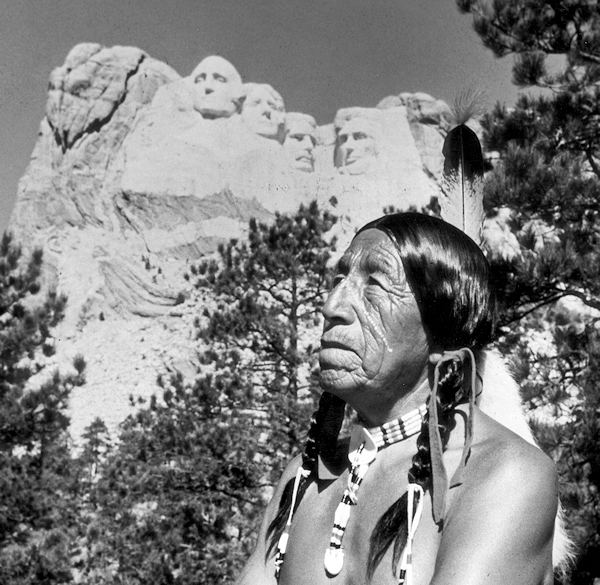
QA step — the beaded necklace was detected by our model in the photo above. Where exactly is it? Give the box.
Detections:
[323,403,427,576]
[274,349,478,584]
[273,403,426,581]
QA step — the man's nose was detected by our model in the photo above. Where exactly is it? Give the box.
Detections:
[322,280,354,325]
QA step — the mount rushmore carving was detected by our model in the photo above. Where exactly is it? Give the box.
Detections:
[8,44,456,433]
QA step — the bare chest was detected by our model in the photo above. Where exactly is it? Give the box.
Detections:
[278,454,443,585]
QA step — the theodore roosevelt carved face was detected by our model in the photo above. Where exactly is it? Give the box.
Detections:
[190,55,243,118]
[284,113,317,172]
[241,83,285,140]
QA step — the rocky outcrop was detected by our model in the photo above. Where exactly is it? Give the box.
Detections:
[9,44,458,434]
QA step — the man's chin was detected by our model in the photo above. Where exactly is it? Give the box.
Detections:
[319,368,358,396]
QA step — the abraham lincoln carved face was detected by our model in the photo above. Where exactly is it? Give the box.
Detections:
[335,117,378,175]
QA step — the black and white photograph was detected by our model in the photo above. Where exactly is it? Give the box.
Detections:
[0,1,597,584]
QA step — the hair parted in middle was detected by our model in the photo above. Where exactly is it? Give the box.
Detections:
[267,211,496,580]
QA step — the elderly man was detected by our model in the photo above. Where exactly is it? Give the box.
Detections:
[238,212,557,585]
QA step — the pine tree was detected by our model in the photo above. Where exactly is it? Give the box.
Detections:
[458,3,600,582]
[0,232,86,584]
[85,202,337,584]
[195,200,337,463]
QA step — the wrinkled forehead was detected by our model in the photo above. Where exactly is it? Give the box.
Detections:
[339,229,406,280]
[191,55,242,84]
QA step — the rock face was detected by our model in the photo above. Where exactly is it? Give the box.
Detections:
[9,44,455,436]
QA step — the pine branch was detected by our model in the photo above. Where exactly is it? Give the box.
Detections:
[578,50,600,65]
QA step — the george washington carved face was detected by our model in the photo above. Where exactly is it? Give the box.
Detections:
[190,55,243,118]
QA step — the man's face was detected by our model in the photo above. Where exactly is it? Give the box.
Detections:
[336,118,378,175]
[241,86,285,139]
[319,229,429,417]
[284,117,317,172]
[190,56,242,118]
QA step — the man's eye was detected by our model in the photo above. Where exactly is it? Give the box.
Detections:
[368,276,383,287]
[332,275,344,287]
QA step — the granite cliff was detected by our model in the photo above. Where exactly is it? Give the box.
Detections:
[9,44,458,434]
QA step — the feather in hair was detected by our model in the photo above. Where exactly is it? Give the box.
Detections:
[440,90,486,244]
[440,123,485,244]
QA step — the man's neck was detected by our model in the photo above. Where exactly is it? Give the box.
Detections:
[355,375,430,427]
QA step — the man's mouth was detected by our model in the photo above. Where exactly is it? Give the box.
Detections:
[320,339,356,353]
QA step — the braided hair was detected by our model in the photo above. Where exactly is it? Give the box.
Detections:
[266,390,346,557]
[267,212,495,579]
[366,358,463,578]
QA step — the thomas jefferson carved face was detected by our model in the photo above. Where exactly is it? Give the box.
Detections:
[190,55,242,118]
[335,118,378,175]
[284,113,317,172]
[241,84,285,140]
[319,229,429,419]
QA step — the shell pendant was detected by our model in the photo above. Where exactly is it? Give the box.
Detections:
[324,547,344,576]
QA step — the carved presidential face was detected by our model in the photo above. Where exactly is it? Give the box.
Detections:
[336,118,378,175]
[284,114,317,172]
[319,229,429,420]
[190,55,242,118]
[241,84,285,140]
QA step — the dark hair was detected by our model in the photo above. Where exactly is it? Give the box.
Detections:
[267,212,496,580]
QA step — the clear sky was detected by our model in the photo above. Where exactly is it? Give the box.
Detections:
[0,0,522,232]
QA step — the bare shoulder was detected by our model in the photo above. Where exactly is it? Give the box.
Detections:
[260,453,304,534]
[467,407,558,501]
[433,407,557,585]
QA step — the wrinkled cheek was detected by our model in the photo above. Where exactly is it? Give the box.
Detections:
[361,340,384,379]
[359,313,391,379]
[364,311,393,354]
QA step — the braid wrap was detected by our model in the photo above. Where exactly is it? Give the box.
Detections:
[367,357,466,580]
